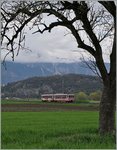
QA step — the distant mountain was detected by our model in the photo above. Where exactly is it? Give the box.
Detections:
[1,61,109,84]
[1,74,102,98]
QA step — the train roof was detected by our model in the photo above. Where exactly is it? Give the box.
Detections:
[41,93,74,96]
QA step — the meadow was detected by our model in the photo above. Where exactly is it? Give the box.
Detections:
[1,111,115,149]
[1,99,99,106]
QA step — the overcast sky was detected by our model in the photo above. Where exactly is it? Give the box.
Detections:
[1,3,112,64]
[2,25,111,64]
[2,25,90,63]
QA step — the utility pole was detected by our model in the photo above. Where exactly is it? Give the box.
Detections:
[62,78,64,93]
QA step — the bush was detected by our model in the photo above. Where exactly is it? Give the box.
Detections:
[89,90,102,101]
[75,92,88,101]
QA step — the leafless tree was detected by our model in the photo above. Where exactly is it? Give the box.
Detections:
[1,1,116,135]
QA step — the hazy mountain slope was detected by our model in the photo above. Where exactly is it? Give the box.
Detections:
[2,61,105,84]
[2,74,102,98]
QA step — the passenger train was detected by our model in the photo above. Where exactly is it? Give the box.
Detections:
[41,93,74,102]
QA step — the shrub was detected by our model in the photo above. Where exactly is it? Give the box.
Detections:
[89,91,102,101]
[75,92,88,101]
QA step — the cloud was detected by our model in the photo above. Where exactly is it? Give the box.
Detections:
[2,24,83,63]
[1,14,111,63]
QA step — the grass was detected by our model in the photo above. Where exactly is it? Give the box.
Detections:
[1,99,42,104]
[1,99,99,106]
[1,111,115,149]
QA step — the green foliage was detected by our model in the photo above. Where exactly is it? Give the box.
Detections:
[75,92,88,101]
[1,112,115,149]
[75,90,102,102]
[89,91,102,101]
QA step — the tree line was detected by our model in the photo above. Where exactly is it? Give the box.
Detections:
[75,90,102,101]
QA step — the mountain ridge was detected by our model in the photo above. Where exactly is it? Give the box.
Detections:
[1,61,109,84]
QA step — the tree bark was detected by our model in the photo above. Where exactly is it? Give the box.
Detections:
[99,79,116,135]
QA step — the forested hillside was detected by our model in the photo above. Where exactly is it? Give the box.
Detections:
[2,74,102,98]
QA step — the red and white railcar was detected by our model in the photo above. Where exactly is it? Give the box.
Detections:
[41,93,74,102]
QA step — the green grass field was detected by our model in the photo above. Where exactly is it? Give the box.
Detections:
[1,99,99,106]
[1,111,115,149]
[1,99,42,104]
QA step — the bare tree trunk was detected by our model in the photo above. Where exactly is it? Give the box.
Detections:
[99,80,116,135]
